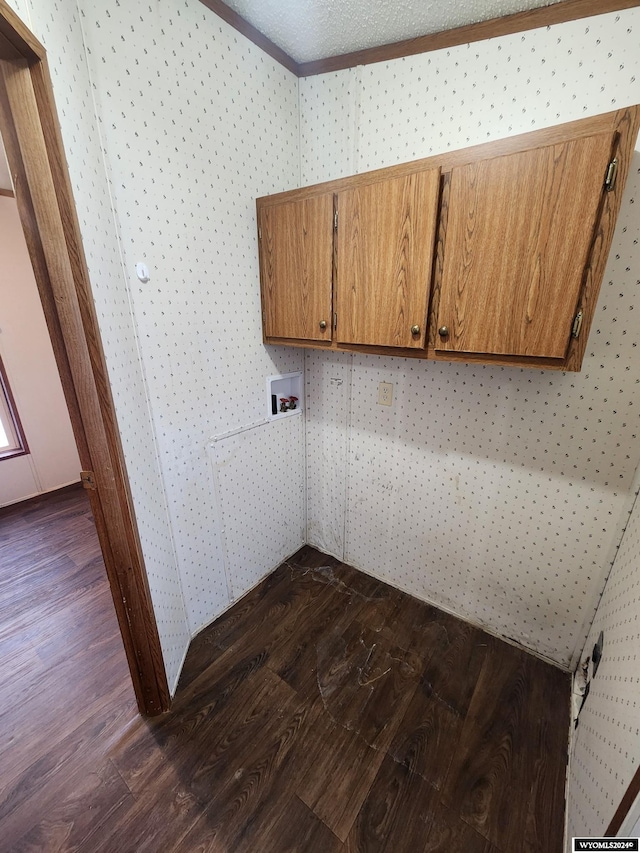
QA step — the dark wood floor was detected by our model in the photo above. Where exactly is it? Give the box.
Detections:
[0,486,570,851]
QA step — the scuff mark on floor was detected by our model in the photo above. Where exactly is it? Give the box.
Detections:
[283,561,383,602]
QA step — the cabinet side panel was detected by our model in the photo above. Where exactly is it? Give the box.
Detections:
[261,195,333,341]
[437,132,614,359]
[336,169,440,348]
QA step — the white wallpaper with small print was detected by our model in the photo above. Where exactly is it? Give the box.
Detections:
[208,415,305,614]
[300,9,640,839]
[303,14,640,179]
[567,472,640,839]
[3,0,29,26]
[75,0,303,638]
[305,351,351,559]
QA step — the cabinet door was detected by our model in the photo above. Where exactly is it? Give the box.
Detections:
[436,133,613,359]
[336,169,440,348]
[259,194,333,341]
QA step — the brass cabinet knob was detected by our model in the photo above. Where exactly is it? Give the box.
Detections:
[319,320,327,330]
[411,325,420,336]
[438,326,449,338]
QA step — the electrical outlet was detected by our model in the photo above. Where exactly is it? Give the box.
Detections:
[378,381,393,406]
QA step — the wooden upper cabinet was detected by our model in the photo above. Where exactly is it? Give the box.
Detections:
[256,107,640,371]
[435,132,614,360]
[336,169,440,348]
[259,193,333,342]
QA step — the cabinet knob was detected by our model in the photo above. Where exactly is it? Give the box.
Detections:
[411,325,420,336]
[319,320,327,330]
[438,326,449,338]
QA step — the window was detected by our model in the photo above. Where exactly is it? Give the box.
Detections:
[0,354,28,460]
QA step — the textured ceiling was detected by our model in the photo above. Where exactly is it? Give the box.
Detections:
[222,0,567,63]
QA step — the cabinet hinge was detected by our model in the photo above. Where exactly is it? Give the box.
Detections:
[262,310,266,323]
[258,226,262,240]
[334,313,337,330]
[334,210,338,231]
[571,310,584,339]
[604,158,618,192]
[80,470,97,491]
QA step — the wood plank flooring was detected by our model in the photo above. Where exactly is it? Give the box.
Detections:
[0,486,571,851]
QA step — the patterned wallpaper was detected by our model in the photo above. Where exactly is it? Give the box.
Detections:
[76,0,304,637]
[5,0,640,834]
[209,414,305,601]
[300,10,640,839]
[302,13,640,179]
[568,471,640,837]
[5,0,304,687]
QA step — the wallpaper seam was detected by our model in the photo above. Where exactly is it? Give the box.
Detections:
[22,0,34,32]
[342,353,354,562]
[353,65,362,174]
[208,440,234,603]
[297,74,303,186]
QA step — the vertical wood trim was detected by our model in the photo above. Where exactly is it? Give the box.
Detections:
[606,765,640,835]
[0,10,170,715]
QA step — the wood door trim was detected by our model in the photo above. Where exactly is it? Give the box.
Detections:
[198,0,640,79]
[607,765,640,835]
[0,1,170,716]
[0,3,43,62]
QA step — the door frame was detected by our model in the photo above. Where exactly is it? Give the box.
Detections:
[607,766,640,836]
[0,1,170,715]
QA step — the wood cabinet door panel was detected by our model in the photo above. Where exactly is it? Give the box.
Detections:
[336,169,440,348]
[260,194,333,341]
[436,132,613,359]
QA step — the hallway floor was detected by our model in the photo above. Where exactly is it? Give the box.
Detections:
[0,487,570,851]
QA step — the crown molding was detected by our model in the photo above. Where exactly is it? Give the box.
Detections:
[200,0,640,78]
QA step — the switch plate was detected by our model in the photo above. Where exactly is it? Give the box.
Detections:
[378,382,393,406]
